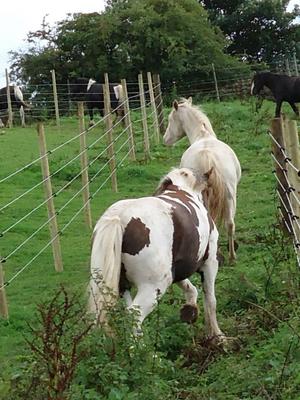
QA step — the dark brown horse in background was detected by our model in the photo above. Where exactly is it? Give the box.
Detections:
[251,72,300,118]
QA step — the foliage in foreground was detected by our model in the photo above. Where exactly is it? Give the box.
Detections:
[4,225,300,400]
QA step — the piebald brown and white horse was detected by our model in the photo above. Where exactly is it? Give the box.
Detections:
[163,98,241,263]
[0,85,29,127]
[88,167,224,339]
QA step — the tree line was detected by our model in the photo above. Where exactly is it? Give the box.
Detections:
[8,0,300,87]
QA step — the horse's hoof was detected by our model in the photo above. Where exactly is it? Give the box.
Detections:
[209,335,240,352]
[180,304,198,324]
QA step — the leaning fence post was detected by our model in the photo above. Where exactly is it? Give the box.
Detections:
[153,74,165,135]
[51,69,60,128]
[147,72,160,145]
[78,102,92,229]
[270,118,292,233]
[0,262,8,319]
[212,63,220,103]
[121,78,136,161]
[37,123,63,272]
[138,73,150,160]
[103,77,118,192]
[5,69,13,128]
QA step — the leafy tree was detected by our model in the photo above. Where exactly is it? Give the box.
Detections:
[9,0,248,86]
[201,0,300,63]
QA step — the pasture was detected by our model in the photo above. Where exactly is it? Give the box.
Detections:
[0,99,300,399]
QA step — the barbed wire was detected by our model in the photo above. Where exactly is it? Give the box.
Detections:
[0,138,135,290]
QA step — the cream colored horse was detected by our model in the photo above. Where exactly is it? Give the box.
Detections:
[163,98,241,263]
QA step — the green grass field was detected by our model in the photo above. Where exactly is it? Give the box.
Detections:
[1,99,300,399]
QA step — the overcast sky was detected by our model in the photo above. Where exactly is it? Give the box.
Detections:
[0,0,299,87]
[0,0,106,86]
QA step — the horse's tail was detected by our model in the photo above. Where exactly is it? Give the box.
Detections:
[113,84,125,116]
[13,85,30,109]
[88,215,123,325]
[197,150,227,223]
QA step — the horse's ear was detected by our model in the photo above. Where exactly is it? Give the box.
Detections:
[154,177,173,196]
[187,97,192,105]
[173,100,178,111]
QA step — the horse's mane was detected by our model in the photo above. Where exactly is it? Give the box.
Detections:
[178,98,216,137]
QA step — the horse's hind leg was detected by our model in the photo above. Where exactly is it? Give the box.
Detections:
[128,282,169,334]
[20,106,25,127]
[289,102,299,117]
[225,197,237,263]
[201,258,223,338]
[275,99,283,118]
[177,279,199,323]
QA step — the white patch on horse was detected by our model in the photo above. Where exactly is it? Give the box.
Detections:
[13,85,24,102]
[87,78,96,92]
[159,194,194,215]
[113,84,122,100]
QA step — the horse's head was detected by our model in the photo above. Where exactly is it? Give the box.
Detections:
[251,73,265,95]
[155,167,213,196]
[164,97,215,145]
[163,98,192,146]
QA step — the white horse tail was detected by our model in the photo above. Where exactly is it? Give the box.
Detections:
[88,215,123,325]
[198,150,227,223]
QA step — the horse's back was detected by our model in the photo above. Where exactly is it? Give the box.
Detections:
[180,138,241,185]
[97,194,212,284]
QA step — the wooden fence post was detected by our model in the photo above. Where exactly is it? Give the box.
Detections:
[147,72,160,144]
[212,63,220,103]
[37,123,63,272]
[5,69,13,128]
[51,69,60,128]
[121,78,136,161]
[67,79,72,114]
[0,262,8,319]
[78,102,92,229]
[153,74,165,135]
[283,118,300,243]
[270,118,292,233]
[138,73,150,160]
[103,76,118,192]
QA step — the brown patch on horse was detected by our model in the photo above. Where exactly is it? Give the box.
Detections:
[159,194,201,282]
[160,189,201,224]
[122,217,150,255]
